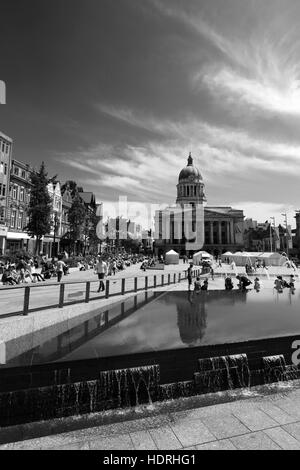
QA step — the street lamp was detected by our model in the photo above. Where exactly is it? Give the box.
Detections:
[270,217,276,252]
[52,212,59,258]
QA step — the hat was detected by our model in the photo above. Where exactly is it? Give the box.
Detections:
[255,277,259,281]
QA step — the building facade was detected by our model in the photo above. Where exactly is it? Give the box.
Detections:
[6,159,34,254]
[0,131,13,254]
[154,153,244,257]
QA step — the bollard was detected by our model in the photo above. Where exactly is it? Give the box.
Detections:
[134,277,138,292]
[23,286,30,315]
[162,274,164,286]
[168,274,171,285]
[154,275,157,288]
[105,280,110,298]
[145,277,148,290]
[173,273,176,283]
[121,278,125,295]
[85,282,90,303]
[59,283,65,308]
[179,273,181,283]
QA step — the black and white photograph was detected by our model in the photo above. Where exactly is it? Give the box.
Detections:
[1,0,300,454]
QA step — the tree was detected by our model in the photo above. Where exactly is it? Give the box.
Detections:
[26,162,52,254]
[61,180,83,198]
[68,193,86,254]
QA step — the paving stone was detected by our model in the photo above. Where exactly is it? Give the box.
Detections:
[53,441,90,450]
[130,430,158,450]
[283,422,300,442]
[230,431,281,450]
[149,426,183,450]
[89,434,134,450]
[200,414,250,439]
[197,439,237,450]
[264,427,300,450]
[257,402,297,425]
[272,398,300,420]
[170,419,216,447]
[232,408,278,431]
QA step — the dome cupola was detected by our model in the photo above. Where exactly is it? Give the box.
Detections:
[176,152,206,207]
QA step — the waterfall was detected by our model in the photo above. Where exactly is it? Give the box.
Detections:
[196,354,251,392]
[262,355,287,383]
[99,365,160,408]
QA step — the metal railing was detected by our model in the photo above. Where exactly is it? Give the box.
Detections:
[0,268,203,318]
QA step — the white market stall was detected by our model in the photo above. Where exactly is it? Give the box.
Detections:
[165,250,179,265]
[193,250,212,266]
[222,252,286,267]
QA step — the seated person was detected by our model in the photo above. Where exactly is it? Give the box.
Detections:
[194,276,202,293]
[225,276,234,290]
[289,275,295,289]
[254,277,261,291]
[201,278,208,291]
[237,275,252,289]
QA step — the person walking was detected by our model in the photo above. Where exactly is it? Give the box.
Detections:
[56,258,66,283]
[187,263,193,291]
[96,257,108,292]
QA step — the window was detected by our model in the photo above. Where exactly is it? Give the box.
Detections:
[0,162,3,174]
[11,210,17,228]
[1,142,4,152]
[17,212,23,229]
[4,163,7,175]
[14,167,19,176]
[2,185,6,197]
[21,170,26,179]
[20,188,24,202]
[0,207,5,223]
[12,186,17,199]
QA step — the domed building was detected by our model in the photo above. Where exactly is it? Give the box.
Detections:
[154,153,244,257]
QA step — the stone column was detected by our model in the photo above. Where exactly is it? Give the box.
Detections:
[218,222,222,245]
[230,221,235,244]
[227,221,231,244]
[210,221,214,245]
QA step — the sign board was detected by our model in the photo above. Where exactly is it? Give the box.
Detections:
[0,225,7,237]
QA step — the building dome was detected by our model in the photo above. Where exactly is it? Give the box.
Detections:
[178,153,202,182]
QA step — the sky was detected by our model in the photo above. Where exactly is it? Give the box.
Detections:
[0,0,300,228]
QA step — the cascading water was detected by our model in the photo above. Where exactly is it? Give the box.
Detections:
[262,355,287,383]
[99,365,160,408]
[195,354,251,393]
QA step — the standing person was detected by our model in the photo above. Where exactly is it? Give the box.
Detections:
[17,257,27,283]
[210,265,215,281]
[194,276,202,294]
[56,258,66,283]
[112,259,117,275]
[187,263,193,291]
[96,257,108,292]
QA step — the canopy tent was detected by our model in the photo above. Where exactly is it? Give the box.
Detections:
[221,251,286,267]
[193,250,213,266]
[165,249,179,265]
